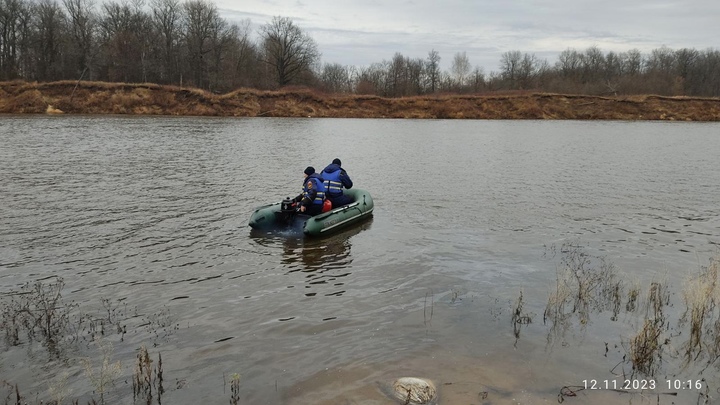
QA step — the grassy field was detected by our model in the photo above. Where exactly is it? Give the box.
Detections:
[2,80,720,120]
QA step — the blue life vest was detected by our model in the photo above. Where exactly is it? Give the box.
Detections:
[303,174,326,205]
[322,168,344,197]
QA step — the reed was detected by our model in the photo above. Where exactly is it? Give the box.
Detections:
[1,343,165,405]
[423,290,434,326]
[229,373,241,405]
[629,319,663,376]
[0,381,20,405]
[627,282,669,376]
[512,290,532,340]
[625,284,641,313]
[132,345,164,405]
[680,256,720,365]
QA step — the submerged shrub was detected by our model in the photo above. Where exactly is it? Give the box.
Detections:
[543,242,622,330]
[0,277,74,349]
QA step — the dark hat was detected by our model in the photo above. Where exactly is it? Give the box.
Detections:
[332,158,342,166]
[304,166,315,175]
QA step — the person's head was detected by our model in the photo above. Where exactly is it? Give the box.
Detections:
[332,158,342,166]
[304,166,315,177]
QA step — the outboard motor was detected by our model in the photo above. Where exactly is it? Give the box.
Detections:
[274,197,297,224]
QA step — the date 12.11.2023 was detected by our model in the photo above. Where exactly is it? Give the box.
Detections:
[582,379,704,390]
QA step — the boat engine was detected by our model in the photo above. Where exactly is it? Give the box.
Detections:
[274,197,297,224]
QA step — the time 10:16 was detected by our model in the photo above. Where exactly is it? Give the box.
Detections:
[667,380,704,390]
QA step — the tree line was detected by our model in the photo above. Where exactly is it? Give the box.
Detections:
[2,0,719,97]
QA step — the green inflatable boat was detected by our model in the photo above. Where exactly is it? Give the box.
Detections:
[248,188,374,236]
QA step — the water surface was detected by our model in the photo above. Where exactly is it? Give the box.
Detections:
[1,116,719,404]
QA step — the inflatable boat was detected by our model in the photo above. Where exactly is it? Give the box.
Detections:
[248,188,374,236]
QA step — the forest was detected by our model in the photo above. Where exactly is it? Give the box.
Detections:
[1,0,720,98]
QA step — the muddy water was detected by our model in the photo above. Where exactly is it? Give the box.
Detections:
[1,116,719,404]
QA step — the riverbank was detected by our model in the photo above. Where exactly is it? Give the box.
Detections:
[2,80,720,120]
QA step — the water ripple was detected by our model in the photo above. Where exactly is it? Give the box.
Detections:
[2,117,720,403]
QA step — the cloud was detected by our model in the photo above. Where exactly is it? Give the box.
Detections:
[216,0,720,73]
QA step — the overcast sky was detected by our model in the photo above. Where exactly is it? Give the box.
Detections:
[215,0,720,73]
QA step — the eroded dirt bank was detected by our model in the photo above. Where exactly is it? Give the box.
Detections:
[1,80,719,120]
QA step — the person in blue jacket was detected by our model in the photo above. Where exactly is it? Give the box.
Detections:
[321,158,353,207]
[294,166,326,216]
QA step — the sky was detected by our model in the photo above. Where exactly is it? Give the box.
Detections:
[215,0,720,73]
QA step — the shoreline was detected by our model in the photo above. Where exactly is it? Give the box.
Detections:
[2,80,720,121]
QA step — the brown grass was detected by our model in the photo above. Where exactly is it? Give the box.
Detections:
[1,80,720,119]
[629,317,663,376]
[629,282,669,376]
[680,257,720,365]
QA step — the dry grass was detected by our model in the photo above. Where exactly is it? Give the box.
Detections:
[625,282,641,313]
[628,282,670,376]
[680,257,720,365]
[542,242,679,377]
[81,337,122,405]
[1,80,720,119]
[229,373,241,405]
[512,290,533,341]
[133,345,164,404]
[543,246,720,378]
[630,318,664,376]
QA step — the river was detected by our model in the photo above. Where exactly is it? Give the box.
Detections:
[1,116,719,404]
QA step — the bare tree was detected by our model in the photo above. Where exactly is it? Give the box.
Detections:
[451,51,470,89]
[484,70,501,91]
[387,52,408,96]
[621,49,643,76]
[674,48,698,80]
[18,1,34,78]
[698,49,720,96]
[207,14,234,91]
[500,50,521,87]
[225,20,259,89]
[426,49,440,93]
[0,0,31,79]
[646,46,675,74]
[580,45,605,82]
[519,53,547,89]
[62,0,96,78]
[645,46,676,94]
[670,48,698,95]
[150,0,181,83]
[469,66,485,92]
[604,51,622,78]
[7,4,720,99]
[602,51,623,94]
[32,0,67,81]
[260,16,319,87]
[354,62,386,95]
[99,0,152,82]
[406,57,425,95]
[555,48,581,80]
[320,62,351,93]
[181,0,224,88]
[383,54,427,96]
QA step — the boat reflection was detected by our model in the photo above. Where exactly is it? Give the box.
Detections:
[249,219,373,296]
